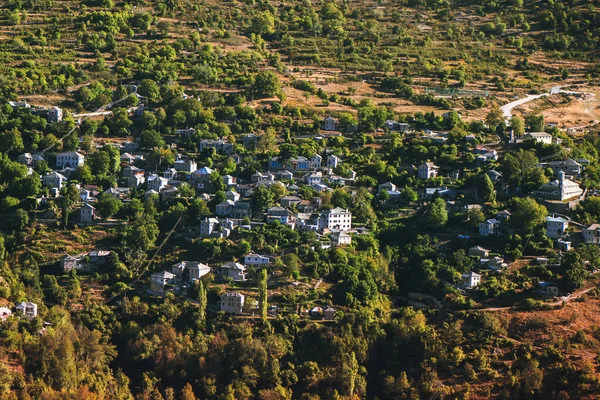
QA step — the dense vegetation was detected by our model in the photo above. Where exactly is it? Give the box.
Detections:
[1,0,600,399]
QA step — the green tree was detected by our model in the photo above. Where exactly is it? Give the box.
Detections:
[138,79,161,103]
[252,71,282,99]
[485,105,504,129]
[560,252,587,291]
[96,194,122,219]
[402,187,418,203]
[479,174,496,202]
[509,115,525,136]
[259,268,268,323]
[352,187,377,228]
[424,197,448,229]
[525,114,545,132]
[511,197,548,232]
[251,185,274,214]
[197,281,207,324]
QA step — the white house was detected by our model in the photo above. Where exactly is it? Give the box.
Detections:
[310,154,323,170]
[17,153,33,165]
[225,190,241,202]
[199,139,234,154]
[0,307,11,321]
[147,175,168,192]
[200,217,219,237]
[16,302,38,319]
[461,271,481,289]
[327,154,339,169]
[545,216,569,239]
[80,203,95,223]
[56,151,85,168]
[188,262,211,282]
[322,116,338,131]
[176,127,196,139]
[171,261,211,283]
[47,106,63,123]
[174,159,197,173]
[244,253,270,266]
[220,262,247,282]
[150,271,175,294]
[331,231,352,246]
[524,132,553,145]
[418,162,439,180]
[378,182,397,193]
[220,292,245,314]
[583,224,600,244]
[42,171,67,190]
[479,219,500,236]
[306,172,323,185]
[318,207,352,232]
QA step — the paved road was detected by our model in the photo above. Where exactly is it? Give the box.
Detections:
[500,85,585,121]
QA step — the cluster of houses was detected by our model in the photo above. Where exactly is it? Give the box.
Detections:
[149,253,270,295]
[8,101,63,123]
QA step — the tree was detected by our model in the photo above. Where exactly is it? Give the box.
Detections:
[251,185,274,214]
[525,114,544,132]
[252,71,282,99]
[0,128,24,154]
[352,187,377,228]
[96,194,122,219]
[509,115,525,136]
[180,384,196,400]
[478,174,496,202]
[560,252,587,291]
[282,253,300,277]
[122,213,159,255]
[468,208,485,227]
[257,127,278,155]
[402,187,418,203]
[138,79,161,103]
[424,197,448,229]
[140,129,165,149]
[250,10,275,35]
[74,165,93,184]
[197,281,207,324]
[485,105,504,129]
[511,197,548,231]
[258,268,268,322]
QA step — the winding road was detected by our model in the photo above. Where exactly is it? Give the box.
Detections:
[500,85,587,121]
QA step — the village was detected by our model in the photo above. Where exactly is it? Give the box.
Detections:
[4,87,600,324]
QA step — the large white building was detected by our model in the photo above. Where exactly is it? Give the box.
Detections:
[56,151,85,168]
[318,207,352,232]
[524,132,553,145]
[220,292,245,314]
[534,171,583,201]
